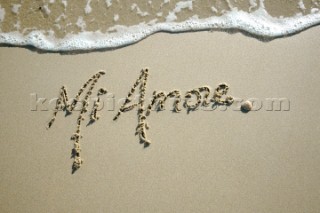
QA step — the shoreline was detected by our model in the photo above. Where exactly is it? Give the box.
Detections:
[0,0,320,51]
[0,27,320,212]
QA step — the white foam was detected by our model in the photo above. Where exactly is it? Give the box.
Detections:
[0,4,5,22]
[11,4,21,14]
[298,0,306,11]
[43,4,51,15]
[166,12,177,22]
[76,16,86,31]
[311,8,319,13]
[225,0,234,10]
[131,3,149,17]
[249,0,258,12]
[13,21,20,30]
[114,14,119,22]
[0,4,320,51]
[258,0,265,9]
[211,6,218,14]
[174,1,193,13]
[166,0,193,22]
[148,19,158,25]
[55,13,66,23]
[105,0,112,7]
[85,0,92,14]
[61,0,67,9]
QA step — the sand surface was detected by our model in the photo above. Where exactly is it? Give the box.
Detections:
[0,27,320,212]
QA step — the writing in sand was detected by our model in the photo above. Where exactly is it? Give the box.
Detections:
[47,68,234,173]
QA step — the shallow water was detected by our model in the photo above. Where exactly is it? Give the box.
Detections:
[0,0,319,51]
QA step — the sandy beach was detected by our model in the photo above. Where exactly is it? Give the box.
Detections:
[0,25,320,212]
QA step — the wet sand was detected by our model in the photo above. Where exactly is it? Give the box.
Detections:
[0,0,319,38]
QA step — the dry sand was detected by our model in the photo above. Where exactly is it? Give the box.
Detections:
[0,27,320,212]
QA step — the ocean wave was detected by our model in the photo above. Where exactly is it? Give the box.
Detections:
[0,1,319,52]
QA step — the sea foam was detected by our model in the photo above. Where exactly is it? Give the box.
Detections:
[0,2,319,52]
